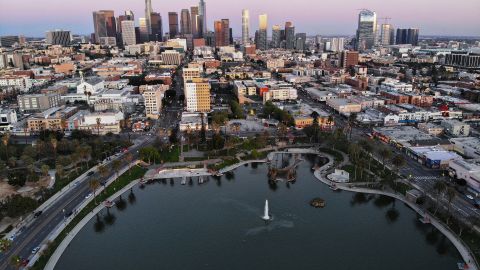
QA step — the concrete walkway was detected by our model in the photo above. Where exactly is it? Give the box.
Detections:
[313,155,479,270]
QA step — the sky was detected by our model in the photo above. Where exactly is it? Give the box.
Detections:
[0,0,479,37]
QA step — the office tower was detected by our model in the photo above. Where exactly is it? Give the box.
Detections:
[271,25,281,48]
[139,18,149,43]
[256,14,268,50]
[180,9,192,35]
[242,9,250,44]
[145,0,153,35]
[229,28,233,45]
[285,22,295,50]
[214,19,229,47]
[92,10,116,43]
[46,30,71,46]
[199,0,207,35]
[185,78,211,112]
[355,9,376,51]
[380,24,393,46]
[396,28,419,45]
[121,21,136,46]
[204,31,215,47]
[389,28,395,45]
[117,10,134,42]
[295,33,306,51]
[0,36,20,47]
[341,50,359,68]
[169,12,179,38]
[150,12,163,41]
[315,35,322,50]
[329,37,345,52]
[191,6,200,37]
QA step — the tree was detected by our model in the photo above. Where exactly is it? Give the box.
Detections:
[51,137,58,160]
[378,147,392,171]
[391,154,406,175]
[2,132,10,162]
[89,178,100,205]
[10,255,21,270]
[112,159,122,181]
[41,164,50,177]
[432,181,447,216]
[277,123,288,141]
[359,140,373,170]
[445,187,456,225]
[125,153,134,173]
[96,118,102,135]
[347,113,357,140]
[98,165,109,179]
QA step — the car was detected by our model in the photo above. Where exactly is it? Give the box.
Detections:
[65,211,73,218]
[87,171,95,176]
[466,194,474,200]
[85,193,93,199]
[31,246,40,254]
[34,211,43,218]
[8,234,16,241]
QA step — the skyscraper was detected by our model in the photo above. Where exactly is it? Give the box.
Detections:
[214,19,229,47]
[271,25,281,48]
[181,9,192,35]
[295,33,306,51]
[191,6,200,37]
[198,0,207,35]
[396,28,419,46]
[356,9,376,51]
[285,22,295,50]
[92,10,116,43]
[145,0,153,36]
[380,24,393,46]
[242,9,250,45]
[46,30,71,46]
[121,21,136,46]
[139,18,149,43]
[150,12,163,41]
[168,12,179,38]
[256,14,268,50]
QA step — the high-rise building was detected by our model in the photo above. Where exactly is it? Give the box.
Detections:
[214,19,230,47]
[242,9,250,45]
[0,36,20,47]
[168,12,179,38]
[341,50,359,68]
[92,10,116,44]
[181,9,192,35]
[396,28,419,46]
[139,18,149,43]
[198,0,207,35]
[355,9,376,51]
[256,14,268,50]
[145,0,153,35]
[380,24,394,46]
[46,30,71,46]
[121,21,136,46]
[285,22,295,50]
[191,6,200,38]
[150,12,163,41]
[117,11,134,43]
[328,37,345,52]
[295,33,306,51]
[185,78,211,113]
[271,25,281,48]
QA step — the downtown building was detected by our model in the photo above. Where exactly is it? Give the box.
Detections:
[355,9,376,51]
[396,28,419,46]
[184,78,211,113]
[92,10,117,45]
[46,30,71,46]
[285,22,295,50]
[256,14,268,50]
[169,12,179,38]
[214,19,230,47]
[242,9,250,44]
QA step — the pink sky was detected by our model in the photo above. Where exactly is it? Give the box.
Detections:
[0,0,479,36]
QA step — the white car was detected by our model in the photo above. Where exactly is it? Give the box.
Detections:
[85,193,93,199]
[466,194,474,200]
[32,246,40,254]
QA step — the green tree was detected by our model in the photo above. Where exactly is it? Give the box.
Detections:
[432,181,447,216]
[445,187,456,225]
[378,147,392,171]
[89,178,100,205]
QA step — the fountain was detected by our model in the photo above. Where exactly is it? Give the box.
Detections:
[261,200,271,221]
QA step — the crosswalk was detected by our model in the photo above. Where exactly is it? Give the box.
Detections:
[412,176,438,181]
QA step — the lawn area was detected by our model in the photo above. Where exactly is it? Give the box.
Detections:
[209,158,240,171]
[318,147,344,163]
[31,165,147,270]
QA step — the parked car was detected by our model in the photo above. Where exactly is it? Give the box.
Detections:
[34,211,43,218]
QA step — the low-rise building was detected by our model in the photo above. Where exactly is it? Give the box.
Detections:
[0,108,17,132]
[18,93,62,112]
[417,123,444,136]
[450,137,480,159]
[407,145,462,169]
[78,111,124,135]
[179,112,208,132]
[326,98,362,115]
[449,159,480,194]
[441,120,470,137]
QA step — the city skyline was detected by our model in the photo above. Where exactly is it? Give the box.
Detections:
[1,0,479,37]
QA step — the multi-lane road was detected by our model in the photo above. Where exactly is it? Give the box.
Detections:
[0,136,153,270]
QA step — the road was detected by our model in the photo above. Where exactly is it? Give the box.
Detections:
[298,87,480,221]
[0,136,153,270]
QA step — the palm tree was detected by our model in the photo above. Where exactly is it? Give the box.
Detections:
[391,154,406,175]
[445,187,456,225]
[98,165,109,180]
[51,137,58,160]
[378,147,392,171]
[9,255,21,270]
[89,178,100,205]
[125,153,134,174]
[347,113,357,139]
[111,159,122,181]
[96,118,102,136]
[433,181,447,216]
[41,164,50,177]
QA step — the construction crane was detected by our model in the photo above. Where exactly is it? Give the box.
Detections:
[378,17,392,25]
